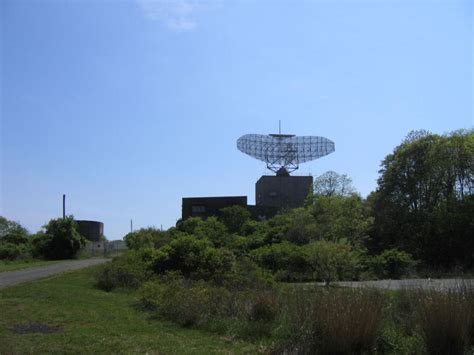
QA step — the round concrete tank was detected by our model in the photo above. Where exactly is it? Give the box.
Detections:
[76,220,104,242]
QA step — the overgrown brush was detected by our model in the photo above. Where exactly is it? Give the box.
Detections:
[417,283,473,355]
[277,286,385,354]
[95,251,153,291]
[139,272,279,336]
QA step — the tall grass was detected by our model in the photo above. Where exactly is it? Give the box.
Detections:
[277,286,385,354]
[417,281,473,355]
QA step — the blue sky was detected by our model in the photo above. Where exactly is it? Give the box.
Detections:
[1,0,472,240]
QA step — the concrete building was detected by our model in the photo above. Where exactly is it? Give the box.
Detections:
[256,175,313,209]
[182,196,247,220]
[76,220,104,242]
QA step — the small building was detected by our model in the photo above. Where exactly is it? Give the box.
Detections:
[182,196,247,220]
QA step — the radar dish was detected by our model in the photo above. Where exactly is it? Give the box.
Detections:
[237,133,335,174]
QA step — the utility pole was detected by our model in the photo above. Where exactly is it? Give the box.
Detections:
[130,219,133,233]
[63,194,66,219]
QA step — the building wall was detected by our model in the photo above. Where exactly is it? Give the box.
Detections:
[182,196,248,220]
[256,175,313,209]
[76,220,104,242]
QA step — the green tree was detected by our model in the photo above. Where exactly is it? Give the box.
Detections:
[373,129,474,268]
[305,239,359,285]
[250,242,309,281]
[219,205,251,234]
[124,227,170,250]
[194,217,229,247]
[312,171,355,197]
[368,249,417,279]
[32,216,86,260]
[0,216,29,245]
[310,194,373,247]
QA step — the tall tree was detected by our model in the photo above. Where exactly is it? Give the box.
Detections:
[372,129,474,268]
[313,171,355,197]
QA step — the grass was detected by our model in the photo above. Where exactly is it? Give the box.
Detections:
[0,259,64,273]
[0,266,261,354]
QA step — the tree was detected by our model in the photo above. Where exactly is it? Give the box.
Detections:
[0,216,31,260]
[0,216,29,245]
[313,171,355,197]
[305,239,359,285]
[250,242,309,281]
[372,129,474,268]
[310,194,373,247]
[219,205,251,234]
[32,216,86,260]
[194,217,229,247]
[124,227,170,250]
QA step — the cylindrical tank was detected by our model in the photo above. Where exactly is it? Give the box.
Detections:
[76,220,104,242]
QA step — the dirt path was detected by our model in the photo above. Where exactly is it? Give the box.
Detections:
[0,258,110,289]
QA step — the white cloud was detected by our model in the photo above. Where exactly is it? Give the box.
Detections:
[137,0,198,32]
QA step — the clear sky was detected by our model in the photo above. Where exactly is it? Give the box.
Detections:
[1,0,473,240]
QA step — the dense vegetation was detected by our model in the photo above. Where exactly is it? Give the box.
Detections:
[0,215,87,261]
[371,129,473,270]
[93,129,473,353]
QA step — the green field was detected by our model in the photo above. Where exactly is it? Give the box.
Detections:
[0,259,63,273]
[0,266,260,354]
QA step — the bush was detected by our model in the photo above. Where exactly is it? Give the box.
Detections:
[32,216,86,260]
[369,249,417,279]
[0,217,31,260]
[194,217,229,247]
[249,293,279,322]
[95,251,154,291]
[139,274,234,327]
[0,216,29,245]
[305,239,359,284]
[219,205,251,234]
[124,227,170,250]
[0,241,31,260]
[250,242,310,281]
[152,235,235,281]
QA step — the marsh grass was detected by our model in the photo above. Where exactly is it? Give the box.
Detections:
[276,286,385,354]
[415,280,474,355]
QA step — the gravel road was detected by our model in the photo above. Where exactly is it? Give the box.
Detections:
[0,258,110,290]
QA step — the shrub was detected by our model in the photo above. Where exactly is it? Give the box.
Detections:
[249,293,279,322]
[0,216,29,245]
[139,274,234,327]
[219,205,251,234]
[176,217,203,234]
[95,251,154,291]
[0,217,31,260]
[152,235,235,280]
[32,216,86,260]
[250,242,310,281]
[194,217,229,247]
[418,288,472,355]
[124,227,171,250]
[305,239,359,284]
[369,249,417,279]
[0,241,31,260]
